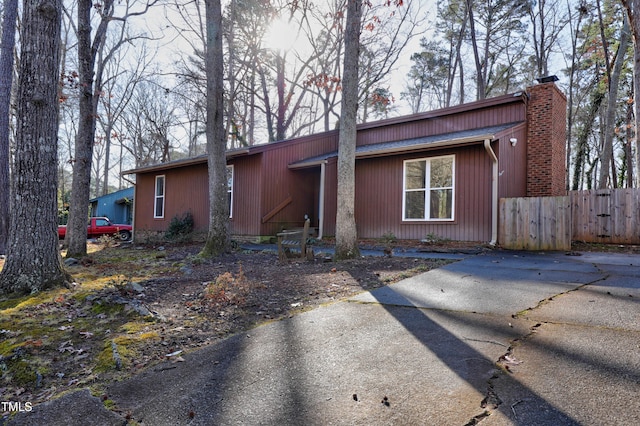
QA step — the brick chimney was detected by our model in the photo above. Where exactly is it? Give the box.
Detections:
[525,82,567,196]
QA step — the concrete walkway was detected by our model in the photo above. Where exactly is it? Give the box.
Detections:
[9,250,640,425]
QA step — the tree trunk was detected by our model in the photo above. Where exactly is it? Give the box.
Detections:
[622,0,640,187]
[572,82,605,190]
[102,124,113,195]
[466,0,485,100]
[598,17,629,189]
[200,0,230,257]
[66,0,98,257]
[335,0,362,261]
[65,0,113,258]
[0,0,18,256]
[626,91,634,187]
[0,0,71,295]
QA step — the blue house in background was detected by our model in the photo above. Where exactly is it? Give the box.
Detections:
[89,187,134,224]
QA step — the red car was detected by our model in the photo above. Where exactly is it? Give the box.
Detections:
[58,217,132,241]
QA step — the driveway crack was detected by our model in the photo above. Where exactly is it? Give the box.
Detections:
[465,322,545,424]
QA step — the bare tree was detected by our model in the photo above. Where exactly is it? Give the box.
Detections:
[96,42,150,196]
[0,0,18,256]
[119,80,179,167]
[200,0,230,257]
[598,14,630,188]
[527,0,569,77]
[335,0,362,260]
[465,0,528,100]
[0,0,71,294]
[357,0,425,122]
[565,0,590,191]
[65,0,158,258]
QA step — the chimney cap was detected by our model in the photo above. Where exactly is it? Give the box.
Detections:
[536,75,559,83]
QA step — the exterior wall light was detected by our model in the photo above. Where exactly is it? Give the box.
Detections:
[510,138,518,147]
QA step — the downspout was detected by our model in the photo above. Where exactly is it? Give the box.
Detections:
[483,139,498,246]
[318,162,326,240]
[122,175,136,242]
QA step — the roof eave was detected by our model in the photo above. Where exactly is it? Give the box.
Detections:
[355,134,496,159]
[121,148,250,176]
[288,158,330,170]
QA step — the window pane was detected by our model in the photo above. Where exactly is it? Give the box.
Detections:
[430,157,453,188]
[405,161,426,190]
[430,189,452,219]
[155,197,164,217]
[226,167,233,190]
[155,177,164,196]
[405,191,425,219]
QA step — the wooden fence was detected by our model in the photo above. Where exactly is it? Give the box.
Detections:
[570,188,640,245]
[499,196,572,251]
[499,188,640,250]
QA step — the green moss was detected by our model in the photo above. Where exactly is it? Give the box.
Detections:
[0,297,26,310]
[91,302,125,316]
[513,309,530,318]
[0,340,25,357]
[71,291,91,303]
[138,331,159,340]
[95,342,126,373]
[94,332,159,374]
[5,359,37,388]
[103,399,117,410]
[120,321,160,335]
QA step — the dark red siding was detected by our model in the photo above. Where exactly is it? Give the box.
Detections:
[313,144,495,242]
[230,154,263,236]
[129,85,564,243]
[496,123,528,198]
[134,163,209,234]
[255,134,338,236]
[356,94,527,147]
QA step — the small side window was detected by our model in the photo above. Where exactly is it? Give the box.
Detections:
[154,175,165,218]
[227,165,234,218]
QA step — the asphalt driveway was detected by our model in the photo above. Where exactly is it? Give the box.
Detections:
[10,250,640,425]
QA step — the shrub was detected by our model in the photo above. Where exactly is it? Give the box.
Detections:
[423,233,450,244]
[165,212,194,241]
[380,231,397,245]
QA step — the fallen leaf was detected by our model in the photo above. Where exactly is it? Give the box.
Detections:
[58,340,75,353]
[502,354,522,366]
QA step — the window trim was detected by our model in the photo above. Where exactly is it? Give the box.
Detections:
[154,175,165,219]
[402,155,455,222]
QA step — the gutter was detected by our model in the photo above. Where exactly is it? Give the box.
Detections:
[483,139,498,246]
[355,135,492,159]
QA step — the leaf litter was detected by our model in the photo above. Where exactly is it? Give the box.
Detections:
[1,240,454,411]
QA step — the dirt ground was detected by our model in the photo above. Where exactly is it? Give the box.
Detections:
[2,238,638,415]
[0,240,458,412]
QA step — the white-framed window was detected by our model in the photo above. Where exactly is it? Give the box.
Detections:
[227,165,234,218]
[154,175,165,218]
[403,155,455,221]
